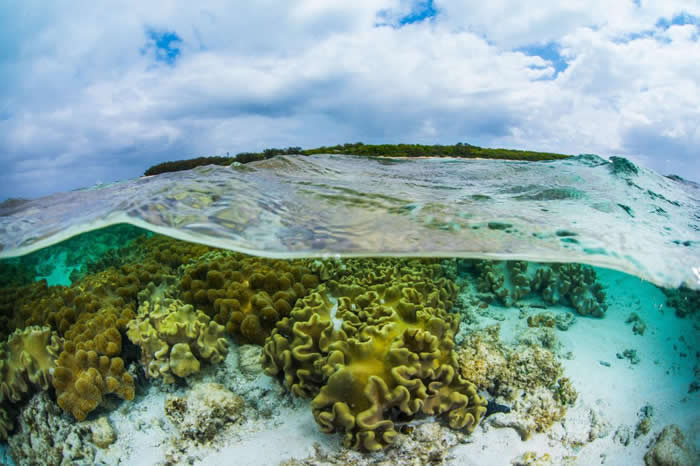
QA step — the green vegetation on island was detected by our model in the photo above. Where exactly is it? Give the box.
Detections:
[143,143,570,176]
[304,142,570,161]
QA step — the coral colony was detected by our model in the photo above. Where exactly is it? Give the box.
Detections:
[0,229,635,454]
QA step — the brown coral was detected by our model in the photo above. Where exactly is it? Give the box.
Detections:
[181,251,319,344]
[52,307,135,420]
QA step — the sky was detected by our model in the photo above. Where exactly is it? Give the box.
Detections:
[1,1,699,200]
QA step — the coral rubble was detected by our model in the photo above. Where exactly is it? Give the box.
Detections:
[7,392,97,465]
[165,382,245,443]
[456,325,577,439]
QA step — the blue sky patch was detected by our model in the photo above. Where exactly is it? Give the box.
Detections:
[517,42,568,78]
[655,12,700,29]
[616,12,699,44]
[143,28,182,65]
[399,1,437,25]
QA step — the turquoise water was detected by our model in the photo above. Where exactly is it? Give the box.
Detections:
[0,155,698,465]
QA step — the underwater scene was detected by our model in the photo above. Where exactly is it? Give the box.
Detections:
[0,155,698,465]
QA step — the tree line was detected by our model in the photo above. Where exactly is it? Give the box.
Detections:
[143,143,569,176]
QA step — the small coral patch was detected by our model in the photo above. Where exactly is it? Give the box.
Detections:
[126,298,229,383]
[181,252,318,344]
[52,307,135,420]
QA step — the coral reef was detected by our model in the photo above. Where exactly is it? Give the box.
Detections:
[644,424,698,466]
[527,312,556,328]
[512,451,554,466]
[456,325,576,439]
[634,404,654,438]
[263,258,485,451]
[180,251,319,344]
[626,312,647,335]
[613,424,633,446]
[127,298,229,383]
[52,306,135,420]
[0,259,35,288]
[474,260,532,307]
[617,349,640,365]
[554,312,576,331]
[489,386,566,440]
[0,326,61,405]
[662,286,700,319]
[462,260,607,317]
[457,325,564,399]
[7,392,96,465]
[0,280,52,340]
[19,261,167,335]
[553,378,578,406]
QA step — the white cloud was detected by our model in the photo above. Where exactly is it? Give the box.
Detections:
[0,1,699,199]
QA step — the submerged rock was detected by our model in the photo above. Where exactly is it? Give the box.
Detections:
[90,416,116,448]
[165,382,245,443]
[644,424,698,466]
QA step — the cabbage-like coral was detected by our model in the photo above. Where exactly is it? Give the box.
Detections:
[532,263,607,317]
[464,260,607,317]
[0,326,61,404]
[474,260,531,307]
[0,326,61,439]
[20,260,167,335]
[127,298,229,383]
[134,234,212,270]
[263,259,486,451]
[0,280,51,340]
[181,252,319,344]
[52,307,135,420]
[662,286,700,319]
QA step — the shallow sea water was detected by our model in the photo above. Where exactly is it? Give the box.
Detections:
[0,155,698,465]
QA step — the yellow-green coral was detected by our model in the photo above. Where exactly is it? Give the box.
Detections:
[52,307,135,420]
[0,326,61,404]
[181,251,319,344]
[126,298,229,383]
[263,259,486,451]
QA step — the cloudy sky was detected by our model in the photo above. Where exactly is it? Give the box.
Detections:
[1,1,699,199]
